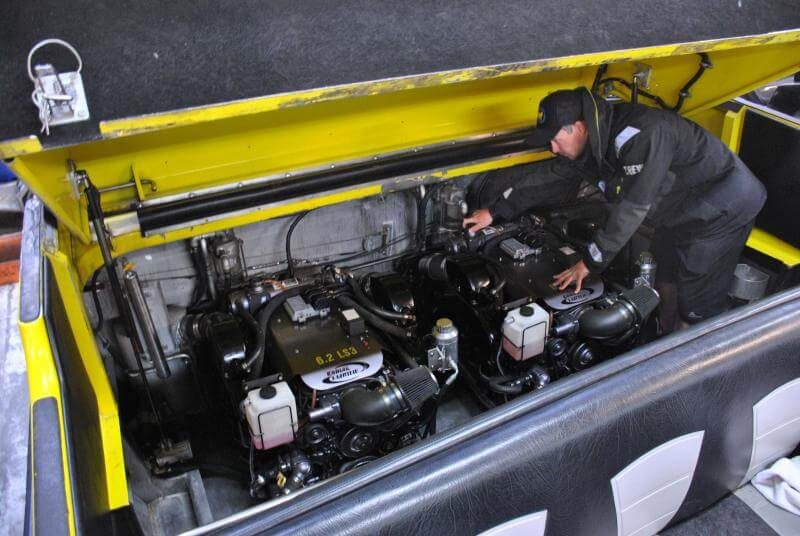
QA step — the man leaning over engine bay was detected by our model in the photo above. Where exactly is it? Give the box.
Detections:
[463,87,766,331]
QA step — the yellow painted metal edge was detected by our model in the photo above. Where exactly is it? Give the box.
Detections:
[0,135,43,159]
[19,315,77,536]
[720,108,746,154]
[98,30,800,139]
[8,158,90,243]
[74,150,550,283]
[431,150,552,179]
[685,63,800,123]
[746,228,800,267]
[45,248,129,510]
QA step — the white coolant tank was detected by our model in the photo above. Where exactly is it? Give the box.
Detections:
[502,303,549,361]
[241,381,298,450]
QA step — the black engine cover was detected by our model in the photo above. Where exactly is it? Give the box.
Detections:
[482,231,603,309]
[267,309,380,378]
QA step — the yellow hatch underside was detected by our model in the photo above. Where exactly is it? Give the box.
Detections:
[6,29,800,282]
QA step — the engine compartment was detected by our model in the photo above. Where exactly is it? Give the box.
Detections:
[86,178,662,520]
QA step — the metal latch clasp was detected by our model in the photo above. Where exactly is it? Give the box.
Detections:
[27,38,90,135]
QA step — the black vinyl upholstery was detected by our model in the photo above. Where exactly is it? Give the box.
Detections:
[213,288,800,536]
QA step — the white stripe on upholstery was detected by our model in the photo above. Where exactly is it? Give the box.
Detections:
[612,431,705,536]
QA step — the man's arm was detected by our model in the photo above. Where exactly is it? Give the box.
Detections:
[464,160,584,232]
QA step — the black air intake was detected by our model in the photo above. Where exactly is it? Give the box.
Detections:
[394,367,440,413]
[620,285,660,320]
[578,286,660,340]
[339,367,439,427]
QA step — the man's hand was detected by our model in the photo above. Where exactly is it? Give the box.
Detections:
[463,209,493,233]
[553,260,590,293]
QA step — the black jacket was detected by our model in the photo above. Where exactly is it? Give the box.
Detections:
[572,94,766,271]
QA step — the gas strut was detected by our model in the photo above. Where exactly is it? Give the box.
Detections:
[76,161,168,443]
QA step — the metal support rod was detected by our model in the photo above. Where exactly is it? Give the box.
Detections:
[123,270,171,379]
[80,165,167,442]
[97,178,156,194]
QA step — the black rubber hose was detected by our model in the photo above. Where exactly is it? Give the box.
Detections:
[238,307,262,372]
[348,276,415,322]
[423,393,442,438]
[380,334,419,369]
[393,342,419,370]
[188,244,210,309]
[243,286,306,377]
[487,375,523,395]
[485,363,550,395]
[337,295,414,339]
[286,210,311,278]
[578,301,637,340]
[339,386,406,427]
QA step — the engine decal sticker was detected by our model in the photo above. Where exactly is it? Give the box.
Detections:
[543,278,604,310]
[301,351,384,390]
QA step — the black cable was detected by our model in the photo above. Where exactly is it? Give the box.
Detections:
[345,249,418,271]
[286,210,311,278]
[672,52,711,112]
[88,271,104,333]
[599,77,670,109]
[495,345,506,376]
[291,230,414,272]
[322,233,412,266]
[600,53,711,112]
[592,64,608,93]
